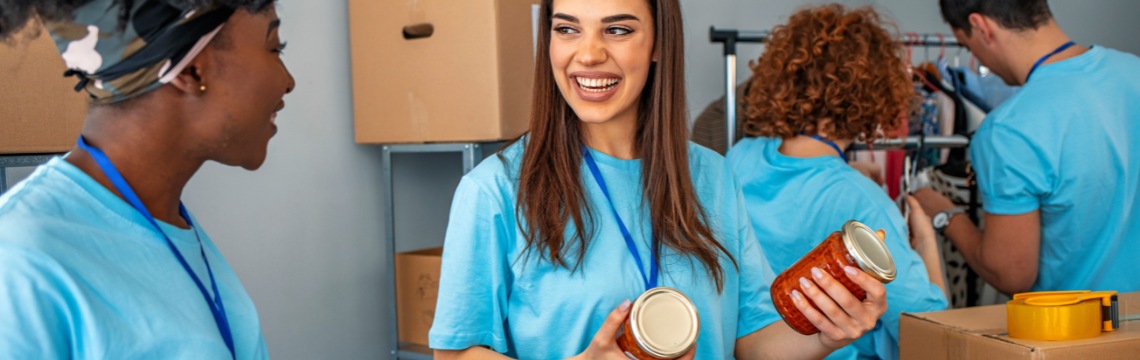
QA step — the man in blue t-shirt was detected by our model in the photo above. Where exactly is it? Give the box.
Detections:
[915,0,1140,294]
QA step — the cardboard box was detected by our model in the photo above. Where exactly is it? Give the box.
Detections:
[900,291,1140,359]
[347,0,538,144]
[0,19,88,154]
[395,247,444,346]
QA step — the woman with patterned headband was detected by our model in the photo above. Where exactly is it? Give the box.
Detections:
[0,0,293,358]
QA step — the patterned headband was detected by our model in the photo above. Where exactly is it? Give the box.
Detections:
[46,0,234,103]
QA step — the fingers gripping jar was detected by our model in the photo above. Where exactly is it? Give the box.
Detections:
[771,220,897,335]
[616,287,700,360]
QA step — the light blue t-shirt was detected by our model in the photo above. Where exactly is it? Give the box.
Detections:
[429,141,783,360]
[727,137,948,360]
[0,158,268,359]
[970,46,1140,293]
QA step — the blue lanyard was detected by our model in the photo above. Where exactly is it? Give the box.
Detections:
[76,136,235,359]
[581,146,659,291]
[804,134,847,163]
[1027,41,1076,82]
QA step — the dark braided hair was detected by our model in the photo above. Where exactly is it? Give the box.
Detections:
[0,0,274,39]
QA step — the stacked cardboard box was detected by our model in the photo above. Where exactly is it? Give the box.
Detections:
[348,0,540,144]
[0,19,87,154]
[395,247,444,346]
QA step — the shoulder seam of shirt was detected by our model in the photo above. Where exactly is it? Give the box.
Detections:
[837,169,908,230]
[50,163,162,239]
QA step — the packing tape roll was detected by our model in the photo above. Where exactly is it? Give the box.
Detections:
[1007,290,1118,341]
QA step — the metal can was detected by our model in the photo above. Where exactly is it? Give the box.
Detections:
[771,220,896,335]
[616,287,700,360]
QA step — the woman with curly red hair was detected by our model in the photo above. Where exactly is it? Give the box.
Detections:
[725,5,949,360]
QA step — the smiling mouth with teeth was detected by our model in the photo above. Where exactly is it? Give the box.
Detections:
[576,77,620,92]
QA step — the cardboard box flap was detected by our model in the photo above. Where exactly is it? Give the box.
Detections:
[404,247,444,257]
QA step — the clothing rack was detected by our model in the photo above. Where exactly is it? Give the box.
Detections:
[850,135,970,151]
[708,27,967,152]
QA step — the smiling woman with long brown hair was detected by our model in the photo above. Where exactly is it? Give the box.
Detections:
[429,0,887,359]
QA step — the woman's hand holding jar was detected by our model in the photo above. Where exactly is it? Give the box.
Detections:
[570,300,697,360]
[789,266,888,350]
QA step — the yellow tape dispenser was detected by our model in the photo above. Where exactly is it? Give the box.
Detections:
[1007,290,1119,341]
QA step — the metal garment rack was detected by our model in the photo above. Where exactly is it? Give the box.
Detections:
[709,27,966,152]
[0,154,61,194]
[851,134,970,151]
[381,142,500,360]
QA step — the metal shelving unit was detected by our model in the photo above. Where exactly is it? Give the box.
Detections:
[0,153,61,194]
[382,142,502,360]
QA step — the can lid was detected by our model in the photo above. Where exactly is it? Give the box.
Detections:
[630,287,700,359]
[841,220,896,283]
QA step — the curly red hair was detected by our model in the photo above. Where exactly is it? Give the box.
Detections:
[743,4,914,141]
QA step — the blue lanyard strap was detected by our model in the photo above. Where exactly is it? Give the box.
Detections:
[1027,41,1076,82]
[581,146,659,291]
[76,136,235,359]
[805,134,848,163]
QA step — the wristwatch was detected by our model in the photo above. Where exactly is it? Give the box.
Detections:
[932,208,965,235]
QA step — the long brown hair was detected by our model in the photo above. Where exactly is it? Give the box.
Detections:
[505,0,737,292]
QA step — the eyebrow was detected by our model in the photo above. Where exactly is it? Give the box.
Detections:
[267,19,281,38]
[602,14,639,23]
[552,13,579,23]
[551,13,640,24]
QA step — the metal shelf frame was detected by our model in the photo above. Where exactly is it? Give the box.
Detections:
[0,153,62,194]
[381,142,501,360]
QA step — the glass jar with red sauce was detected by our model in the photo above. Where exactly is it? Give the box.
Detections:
[616,287,700,360]
[771,220,897,335]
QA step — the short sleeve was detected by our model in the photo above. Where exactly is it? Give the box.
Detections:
[0,247,72,359]
[428,177,513,353]
[733,189,782,338]
[970,123,1050,215]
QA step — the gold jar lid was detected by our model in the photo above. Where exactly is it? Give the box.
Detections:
[841,220,896,283]
[629,287,700,359]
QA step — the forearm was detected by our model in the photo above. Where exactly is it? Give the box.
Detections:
[943,217,1027,294]
[435,347,513,360]
[915,245,947,297]
[735,322,832,360]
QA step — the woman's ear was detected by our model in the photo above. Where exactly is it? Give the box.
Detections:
[167,53,212,96]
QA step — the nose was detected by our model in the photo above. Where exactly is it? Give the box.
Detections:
[283,64,296,94]
[576,30,608,66]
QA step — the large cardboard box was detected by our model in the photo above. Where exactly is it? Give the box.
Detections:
[348,0,538,144]
[0,20,87,154]
[900,291,1140,360]
[395,247,444,346]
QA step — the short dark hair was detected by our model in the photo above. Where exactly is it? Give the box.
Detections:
[939,0,1053,35]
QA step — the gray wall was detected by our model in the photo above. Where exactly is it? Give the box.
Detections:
[181,1,390,358]
[3,1,1138,359]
